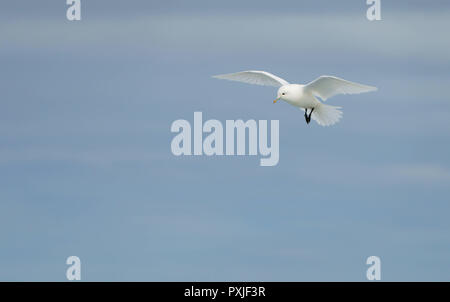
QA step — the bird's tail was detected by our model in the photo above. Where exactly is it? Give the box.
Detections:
[311,103,343,126]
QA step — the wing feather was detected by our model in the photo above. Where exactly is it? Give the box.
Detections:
[305,75,377,101]
[212,70,289,87]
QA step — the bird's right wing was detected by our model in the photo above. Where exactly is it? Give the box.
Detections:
[305,75,377,101]
[212,70,289,87]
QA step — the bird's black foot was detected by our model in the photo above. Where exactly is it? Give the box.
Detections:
[304,108,314,124]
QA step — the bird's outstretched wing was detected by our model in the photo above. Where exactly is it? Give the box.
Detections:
[212,70,289,87]
[305,75,377,101]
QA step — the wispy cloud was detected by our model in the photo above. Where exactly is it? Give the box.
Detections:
[2,12,450,64]
[386,163,450,183]
[0,147,168,165]
[282,155,450,186]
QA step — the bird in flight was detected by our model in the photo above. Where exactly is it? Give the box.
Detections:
[213,70,377,126]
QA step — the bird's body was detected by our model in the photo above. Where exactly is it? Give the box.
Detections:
[277,84,317,108]
[213,70,377,126]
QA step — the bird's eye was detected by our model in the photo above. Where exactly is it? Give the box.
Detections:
[282,93,285,95]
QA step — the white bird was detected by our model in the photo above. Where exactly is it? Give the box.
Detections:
[213,70,377,126]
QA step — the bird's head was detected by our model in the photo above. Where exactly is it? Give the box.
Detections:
[273,85,292,104]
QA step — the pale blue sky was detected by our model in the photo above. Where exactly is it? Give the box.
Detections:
[0,0,449,281]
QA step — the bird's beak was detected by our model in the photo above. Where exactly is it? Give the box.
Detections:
[273,97,280,104]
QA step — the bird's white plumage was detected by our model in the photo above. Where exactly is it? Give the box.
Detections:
[310,104,343,126]
[305,75,377,101]
[213,70,377,127]
[212,70,289,87]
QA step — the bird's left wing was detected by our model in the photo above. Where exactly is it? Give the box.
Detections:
[305,75,377,101]
[212,70,289,87]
